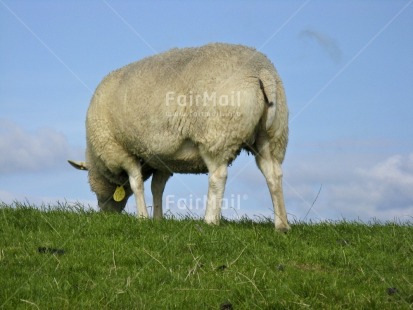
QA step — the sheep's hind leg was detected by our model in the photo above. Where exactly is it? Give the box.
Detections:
[151,170,171,219]
[201,151,228,225]
[255,140,290,232]
[125,163,149,219]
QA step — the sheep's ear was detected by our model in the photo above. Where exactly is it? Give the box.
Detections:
[68,160,89,171]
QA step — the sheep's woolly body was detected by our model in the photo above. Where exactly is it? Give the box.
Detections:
[88,43,287,172]
[77,43,289,230]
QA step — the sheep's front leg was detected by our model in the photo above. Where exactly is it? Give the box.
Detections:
[126,163,148,218]
[204,164,228,225]
[151,170,171,219]
[255,143,290,232]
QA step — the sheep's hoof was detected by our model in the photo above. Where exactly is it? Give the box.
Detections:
[275,223,291,233]
[137,214,149,220]
[204,217,220,225]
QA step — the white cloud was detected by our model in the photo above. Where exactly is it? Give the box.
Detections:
[0,119,79,174]
[284,152,413,222]
[358,154,413,211]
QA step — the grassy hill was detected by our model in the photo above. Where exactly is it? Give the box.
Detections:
[0,202,412,309]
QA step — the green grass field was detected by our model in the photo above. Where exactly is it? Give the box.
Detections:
[1,202,412,309]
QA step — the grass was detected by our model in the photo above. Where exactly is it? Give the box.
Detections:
[0,202,412,309]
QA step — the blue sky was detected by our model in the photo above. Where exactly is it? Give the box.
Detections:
[1,0,412,223]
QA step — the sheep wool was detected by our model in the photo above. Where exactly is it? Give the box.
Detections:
[69,43,290,231]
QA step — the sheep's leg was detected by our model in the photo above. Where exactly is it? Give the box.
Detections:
[204,164,228,225]
[201,151,228,225]
[255,140,290,232]
[126,164,148,218]
[151,170,171,219]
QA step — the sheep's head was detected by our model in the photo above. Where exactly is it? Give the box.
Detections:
[96,184,133,213]
[68,160,133,212]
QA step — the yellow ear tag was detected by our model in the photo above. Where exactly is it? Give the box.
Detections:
[113,186,126,202]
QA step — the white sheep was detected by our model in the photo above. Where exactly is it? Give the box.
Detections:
[69,43,290,231]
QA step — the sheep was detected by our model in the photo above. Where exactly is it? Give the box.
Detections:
[69,43,290,231]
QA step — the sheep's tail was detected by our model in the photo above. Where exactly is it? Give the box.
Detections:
[259,69,277,131]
